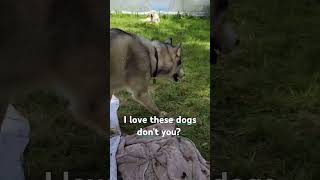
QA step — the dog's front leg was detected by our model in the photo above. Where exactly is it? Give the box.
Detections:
[132,91,167,117]
[65,90,108,137]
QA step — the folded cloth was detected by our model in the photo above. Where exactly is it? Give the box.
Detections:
[0,105,30,180]
[116,123,210,180]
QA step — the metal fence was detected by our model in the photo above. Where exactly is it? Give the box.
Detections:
[110,0,210,17]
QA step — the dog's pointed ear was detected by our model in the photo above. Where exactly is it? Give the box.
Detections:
[165,37,173,45]
[175,43,182,57]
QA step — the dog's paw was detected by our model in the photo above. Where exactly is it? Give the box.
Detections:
[159,111,168,117]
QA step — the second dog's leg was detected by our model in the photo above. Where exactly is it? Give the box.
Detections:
[132,90,166,117]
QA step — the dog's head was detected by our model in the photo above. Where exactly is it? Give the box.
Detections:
[213,0,239,54]
[152,38,184,82]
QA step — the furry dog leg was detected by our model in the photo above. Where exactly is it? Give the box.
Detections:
[68,93,107,137]
[132,90,166,117]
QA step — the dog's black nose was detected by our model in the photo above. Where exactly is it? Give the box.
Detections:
[235,39,240,46]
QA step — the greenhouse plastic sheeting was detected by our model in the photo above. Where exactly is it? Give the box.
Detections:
[111,0,210,16]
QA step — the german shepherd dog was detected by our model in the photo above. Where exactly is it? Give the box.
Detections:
[0,0,107,136]
[212,0,239,64]
[110,28,184,117]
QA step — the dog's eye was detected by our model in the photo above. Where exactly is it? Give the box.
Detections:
[177,60,181,66]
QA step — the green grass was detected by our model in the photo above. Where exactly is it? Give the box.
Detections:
[213,0,320,179]
[16,91,107,180]
[111,14,210,160]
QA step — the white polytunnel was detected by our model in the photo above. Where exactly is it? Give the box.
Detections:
[110,0,210,17]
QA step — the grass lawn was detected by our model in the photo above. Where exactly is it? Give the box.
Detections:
[111,14,210,160]
[16,91,107,179]
[213,0,320,179]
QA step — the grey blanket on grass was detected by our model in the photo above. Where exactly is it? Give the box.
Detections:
[116,123,210,180]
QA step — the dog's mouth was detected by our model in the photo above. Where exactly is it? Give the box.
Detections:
[173,73,180,82]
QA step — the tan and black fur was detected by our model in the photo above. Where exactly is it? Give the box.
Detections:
[110,28,184,116]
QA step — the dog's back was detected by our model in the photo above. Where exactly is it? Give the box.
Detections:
[0,1,51,96]
[1,0,105,93]
[110,29,152,94]
[0,0,108,135]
